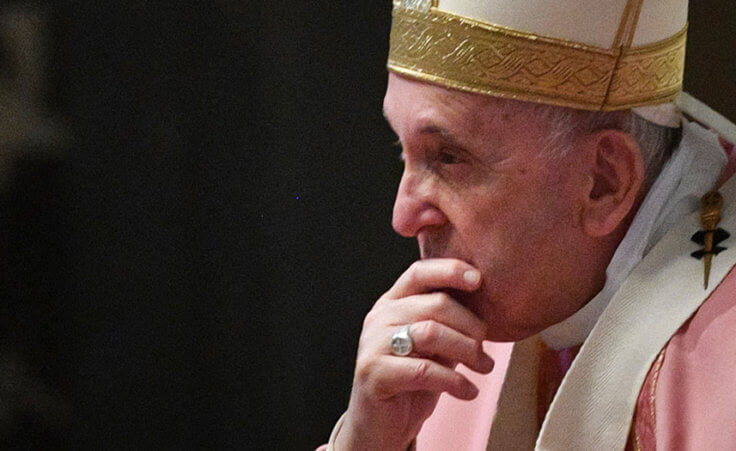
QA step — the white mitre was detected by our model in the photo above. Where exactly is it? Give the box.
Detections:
[389,0,689,127]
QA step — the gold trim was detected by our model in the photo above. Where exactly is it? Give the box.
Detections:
[606,26,687,109]
[629,347,666,451]
[648,348,666,438]
[387,5,686,111]
[631,419,643,451]
[614,0,645,48]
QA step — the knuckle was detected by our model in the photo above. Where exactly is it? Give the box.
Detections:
[354,357,376,384]
[405,261,422,284]
[435,291,451,304]
[408,260,422,274]
[418,320,442,345]
[376,290,392,304]
[362,309,378,329]
[428,292,451,313]
[411,360,432,384]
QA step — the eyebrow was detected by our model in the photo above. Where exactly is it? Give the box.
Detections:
[382,108,393,128]
[382,108,469,149]
[418,124,466,149]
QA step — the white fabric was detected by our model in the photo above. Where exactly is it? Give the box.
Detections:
[632,91,736,135]
[541,120,727,350]
[437,0,687,48]
[648,123,728,249]
[678,92,736,145]
[634,0,688,46]
[536,170,736,450]
[632,103,681,128]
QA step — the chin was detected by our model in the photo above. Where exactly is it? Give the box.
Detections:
[456,287,546,343]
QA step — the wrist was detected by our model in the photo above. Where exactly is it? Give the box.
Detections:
[333,411,414,451]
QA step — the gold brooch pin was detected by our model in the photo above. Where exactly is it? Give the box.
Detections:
[691,191,730,289]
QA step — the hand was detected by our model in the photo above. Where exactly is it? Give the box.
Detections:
[335,259,494,451]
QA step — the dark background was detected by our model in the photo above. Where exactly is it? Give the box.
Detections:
[0,1,733,449]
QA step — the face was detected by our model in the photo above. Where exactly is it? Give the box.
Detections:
[383,74,599,342]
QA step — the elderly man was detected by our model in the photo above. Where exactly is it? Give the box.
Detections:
[322,0,736,449]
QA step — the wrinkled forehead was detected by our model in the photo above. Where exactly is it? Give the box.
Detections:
[383,73,526,138]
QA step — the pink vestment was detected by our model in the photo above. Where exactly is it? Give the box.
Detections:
[415,342,513,451]
[630,265,736,450]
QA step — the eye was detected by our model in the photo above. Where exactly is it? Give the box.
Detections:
[437,150,461,165]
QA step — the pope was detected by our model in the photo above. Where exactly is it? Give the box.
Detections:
[321,0,736,449]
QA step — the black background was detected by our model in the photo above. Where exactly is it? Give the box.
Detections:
[0,1,733,449]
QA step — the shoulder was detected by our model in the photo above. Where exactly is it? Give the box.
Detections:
[654,265,736,449]
[670,265,736,354]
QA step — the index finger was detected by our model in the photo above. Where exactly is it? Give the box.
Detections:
[387,259,481,299]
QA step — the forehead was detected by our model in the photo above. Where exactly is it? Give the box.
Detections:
[383,73,516,139]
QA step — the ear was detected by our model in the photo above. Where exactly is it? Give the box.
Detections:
[581,130,645,237]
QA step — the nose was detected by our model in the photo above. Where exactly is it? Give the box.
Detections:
[392,169,447,237]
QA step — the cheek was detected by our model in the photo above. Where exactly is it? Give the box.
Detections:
[454,196,527,270]
[521,162,580,230]
[467,172,578,263]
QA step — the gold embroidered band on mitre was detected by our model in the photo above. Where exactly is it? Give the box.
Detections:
[387,3,687,111]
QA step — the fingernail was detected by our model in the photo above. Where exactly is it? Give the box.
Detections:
[464,270,480,285]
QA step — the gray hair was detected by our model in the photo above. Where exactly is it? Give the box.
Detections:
[526,104,682,189]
